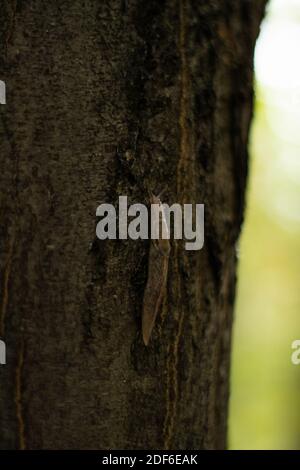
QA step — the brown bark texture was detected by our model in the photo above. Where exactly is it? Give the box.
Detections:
[0,0,267,450]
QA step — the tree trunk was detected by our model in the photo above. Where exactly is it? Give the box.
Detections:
[0,0,267,450]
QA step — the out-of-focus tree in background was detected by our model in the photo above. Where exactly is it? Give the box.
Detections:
[229,0,300,449]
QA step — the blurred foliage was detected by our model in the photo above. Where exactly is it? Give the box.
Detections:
[229,0,300,450]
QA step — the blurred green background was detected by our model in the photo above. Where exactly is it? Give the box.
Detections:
[229,0,300,449]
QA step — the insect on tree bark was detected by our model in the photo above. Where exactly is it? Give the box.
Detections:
[142,195,171,345]
[0,0,268,450]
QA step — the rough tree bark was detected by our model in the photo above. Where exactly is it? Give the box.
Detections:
[0,0,267,450]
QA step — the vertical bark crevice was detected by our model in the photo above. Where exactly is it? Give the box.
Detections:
[0,233,15,338]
